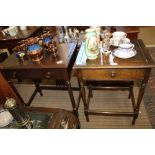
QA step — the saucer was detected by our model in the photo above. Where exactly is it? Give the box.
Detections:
[110,38,130,46]
[113,48,137,59]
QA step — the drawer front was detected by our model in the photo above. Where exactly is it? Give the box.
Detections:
[2,69,68,80]
[80,69,146,80]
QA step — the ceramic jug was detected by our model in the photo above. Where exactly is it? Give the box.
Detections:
[85,28,99,60]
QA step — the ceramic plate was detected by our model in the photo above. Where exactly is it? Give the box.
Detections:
[0,109,13,128]
[113,48,137,59]
[110,38,130,47]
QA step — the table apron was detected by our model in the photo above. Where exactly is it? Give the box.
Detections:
[1,69,69,80]
[78,68,147,81]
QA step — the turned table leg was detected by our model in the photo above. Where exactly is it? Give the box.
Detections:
[66,80,78,116]
[132,69,151,125]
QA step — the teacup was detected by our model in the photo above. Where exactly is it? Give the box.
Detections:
[118,42,134,52]
[112,31,127,46]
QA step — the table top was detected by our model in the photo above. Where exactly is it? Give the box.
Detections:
[0,42,77,70]
[0,26,41,41]
[74,39,155,69]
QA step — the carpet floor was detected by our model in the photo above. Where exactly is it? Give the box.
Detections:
[143,47,155,128]
[15,81,151,129]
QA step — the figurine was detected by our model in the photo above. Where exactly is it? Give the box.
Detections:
[48,40,57,55]
[69,28,73,38]
[102,36,110,51]
[73,28,79,40]
[64,26,70,42]
[109,52,118,65]
[40,32,52,47]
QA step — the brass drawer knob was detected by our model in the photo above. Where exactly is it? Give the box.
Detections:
[111,71,116,78]
[45,72,51,78]
[11,72,17,78]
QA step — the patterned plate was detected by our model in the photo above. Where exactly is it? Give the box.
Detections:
[113,48,137,59]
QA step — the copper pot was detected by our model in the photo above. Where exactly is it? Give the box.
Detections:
[27,47,43,62]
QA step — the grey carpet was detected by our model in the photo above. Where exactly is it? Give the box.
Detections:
[143,47,155,128]
[14,82,151,129]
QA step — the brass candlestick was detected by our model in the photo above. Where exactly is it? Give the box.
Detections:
[4,98,33,129]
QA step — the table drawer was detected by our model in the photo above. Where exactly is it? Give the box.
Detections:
[80,69,146,80]
[2,69,68,80]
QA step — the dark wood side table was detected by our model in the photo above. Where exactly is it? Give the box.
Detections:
[73,39,155,124]
[0,26,42,53]
[0,42,79,115]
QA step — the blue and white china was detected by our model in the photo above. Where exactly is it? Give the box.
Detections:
[113,42,136,59]
[110,31,128,46]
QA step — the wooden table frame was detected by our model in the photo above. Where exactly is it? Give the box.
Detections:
[74,39,155,125]
[0,42,79,116]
